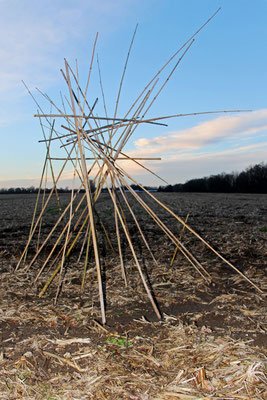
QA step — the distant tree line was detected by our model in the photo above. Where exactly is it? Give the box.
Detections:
[0,180,96,194]
[158,162,267,194]
[1,163,266,194]
[0,182,158,195]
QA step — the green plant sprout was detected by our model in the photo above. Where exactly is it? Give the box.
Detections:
[106,337,132,347]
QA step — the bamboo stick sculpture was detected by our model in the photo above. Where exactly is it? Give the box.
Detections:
[16,10,262,324]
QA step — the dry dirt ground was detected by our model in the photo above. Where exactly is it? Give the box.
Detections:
[0,192,266,399]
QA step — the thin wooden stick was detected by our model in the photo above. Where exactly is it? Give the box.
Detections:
[64,59,108,153]
[24,115,59,261]
[97,54,109,128]
[81,225,92,290]
[170,213,190,267]
[78,219,91,263]
[46,157,161,161]
[36,161,48,251]
[65,59,106,324]
[82,33,98,116]
[114,188,127,286]
[111,24,138,136]
[109,173,129,286]
[35,87,76,132]
[39,117,62,214]
[36,113,168,127]
[114,174,158,266]
[23,133,49,261]
[54,157,78,304]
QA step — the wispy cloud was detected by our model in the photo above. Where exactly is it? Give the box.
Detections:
[0,0,137,96]
[158,142,267,182]
[112,110,267,184]
[118,141,267,186]
[0,0,138,129]
[132,109,267,157]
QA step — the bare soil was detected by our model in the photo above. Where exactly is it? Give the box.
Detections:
[0,192,266,399]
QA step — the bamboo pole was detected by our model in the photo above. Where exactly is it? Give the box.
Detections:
[36,162,48,251]
[46,157,161,161]
[97,54,110,128]
[111,24,138,137]
[24,116,58,261]
[114,174,158,266]
[64,60,106,324]
[81,225,92,290]
[114,190,127,286]
[54,158,78,304]
[23,134,48,262]
[82,33,98,116]
[170,213,190,267]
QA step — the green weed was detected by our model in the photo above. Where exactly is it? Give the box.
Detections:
[106,337,132,347]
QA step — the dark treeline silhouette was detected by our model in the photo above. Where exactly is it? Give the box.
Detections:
[0,180,96,194]
[0,182,158,195]
[158,163,267,194]
[1,163,266,194]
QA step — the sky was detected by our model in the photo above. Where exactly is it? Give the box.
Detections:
[0,0,267,188]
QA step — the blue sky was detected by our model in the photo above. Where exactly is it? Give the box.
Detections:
[0,0,267,188]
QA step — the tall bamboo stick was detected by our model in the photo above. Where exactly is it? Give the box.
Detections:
[64,60,106,324]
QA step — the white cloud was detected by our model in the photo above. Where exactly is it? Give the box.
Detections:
[161,142,267,182]
[118,142,267,186]
[0,0,137,97]
[0,0,139,129]
[132,109,267,157]
[112,110,267,184]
